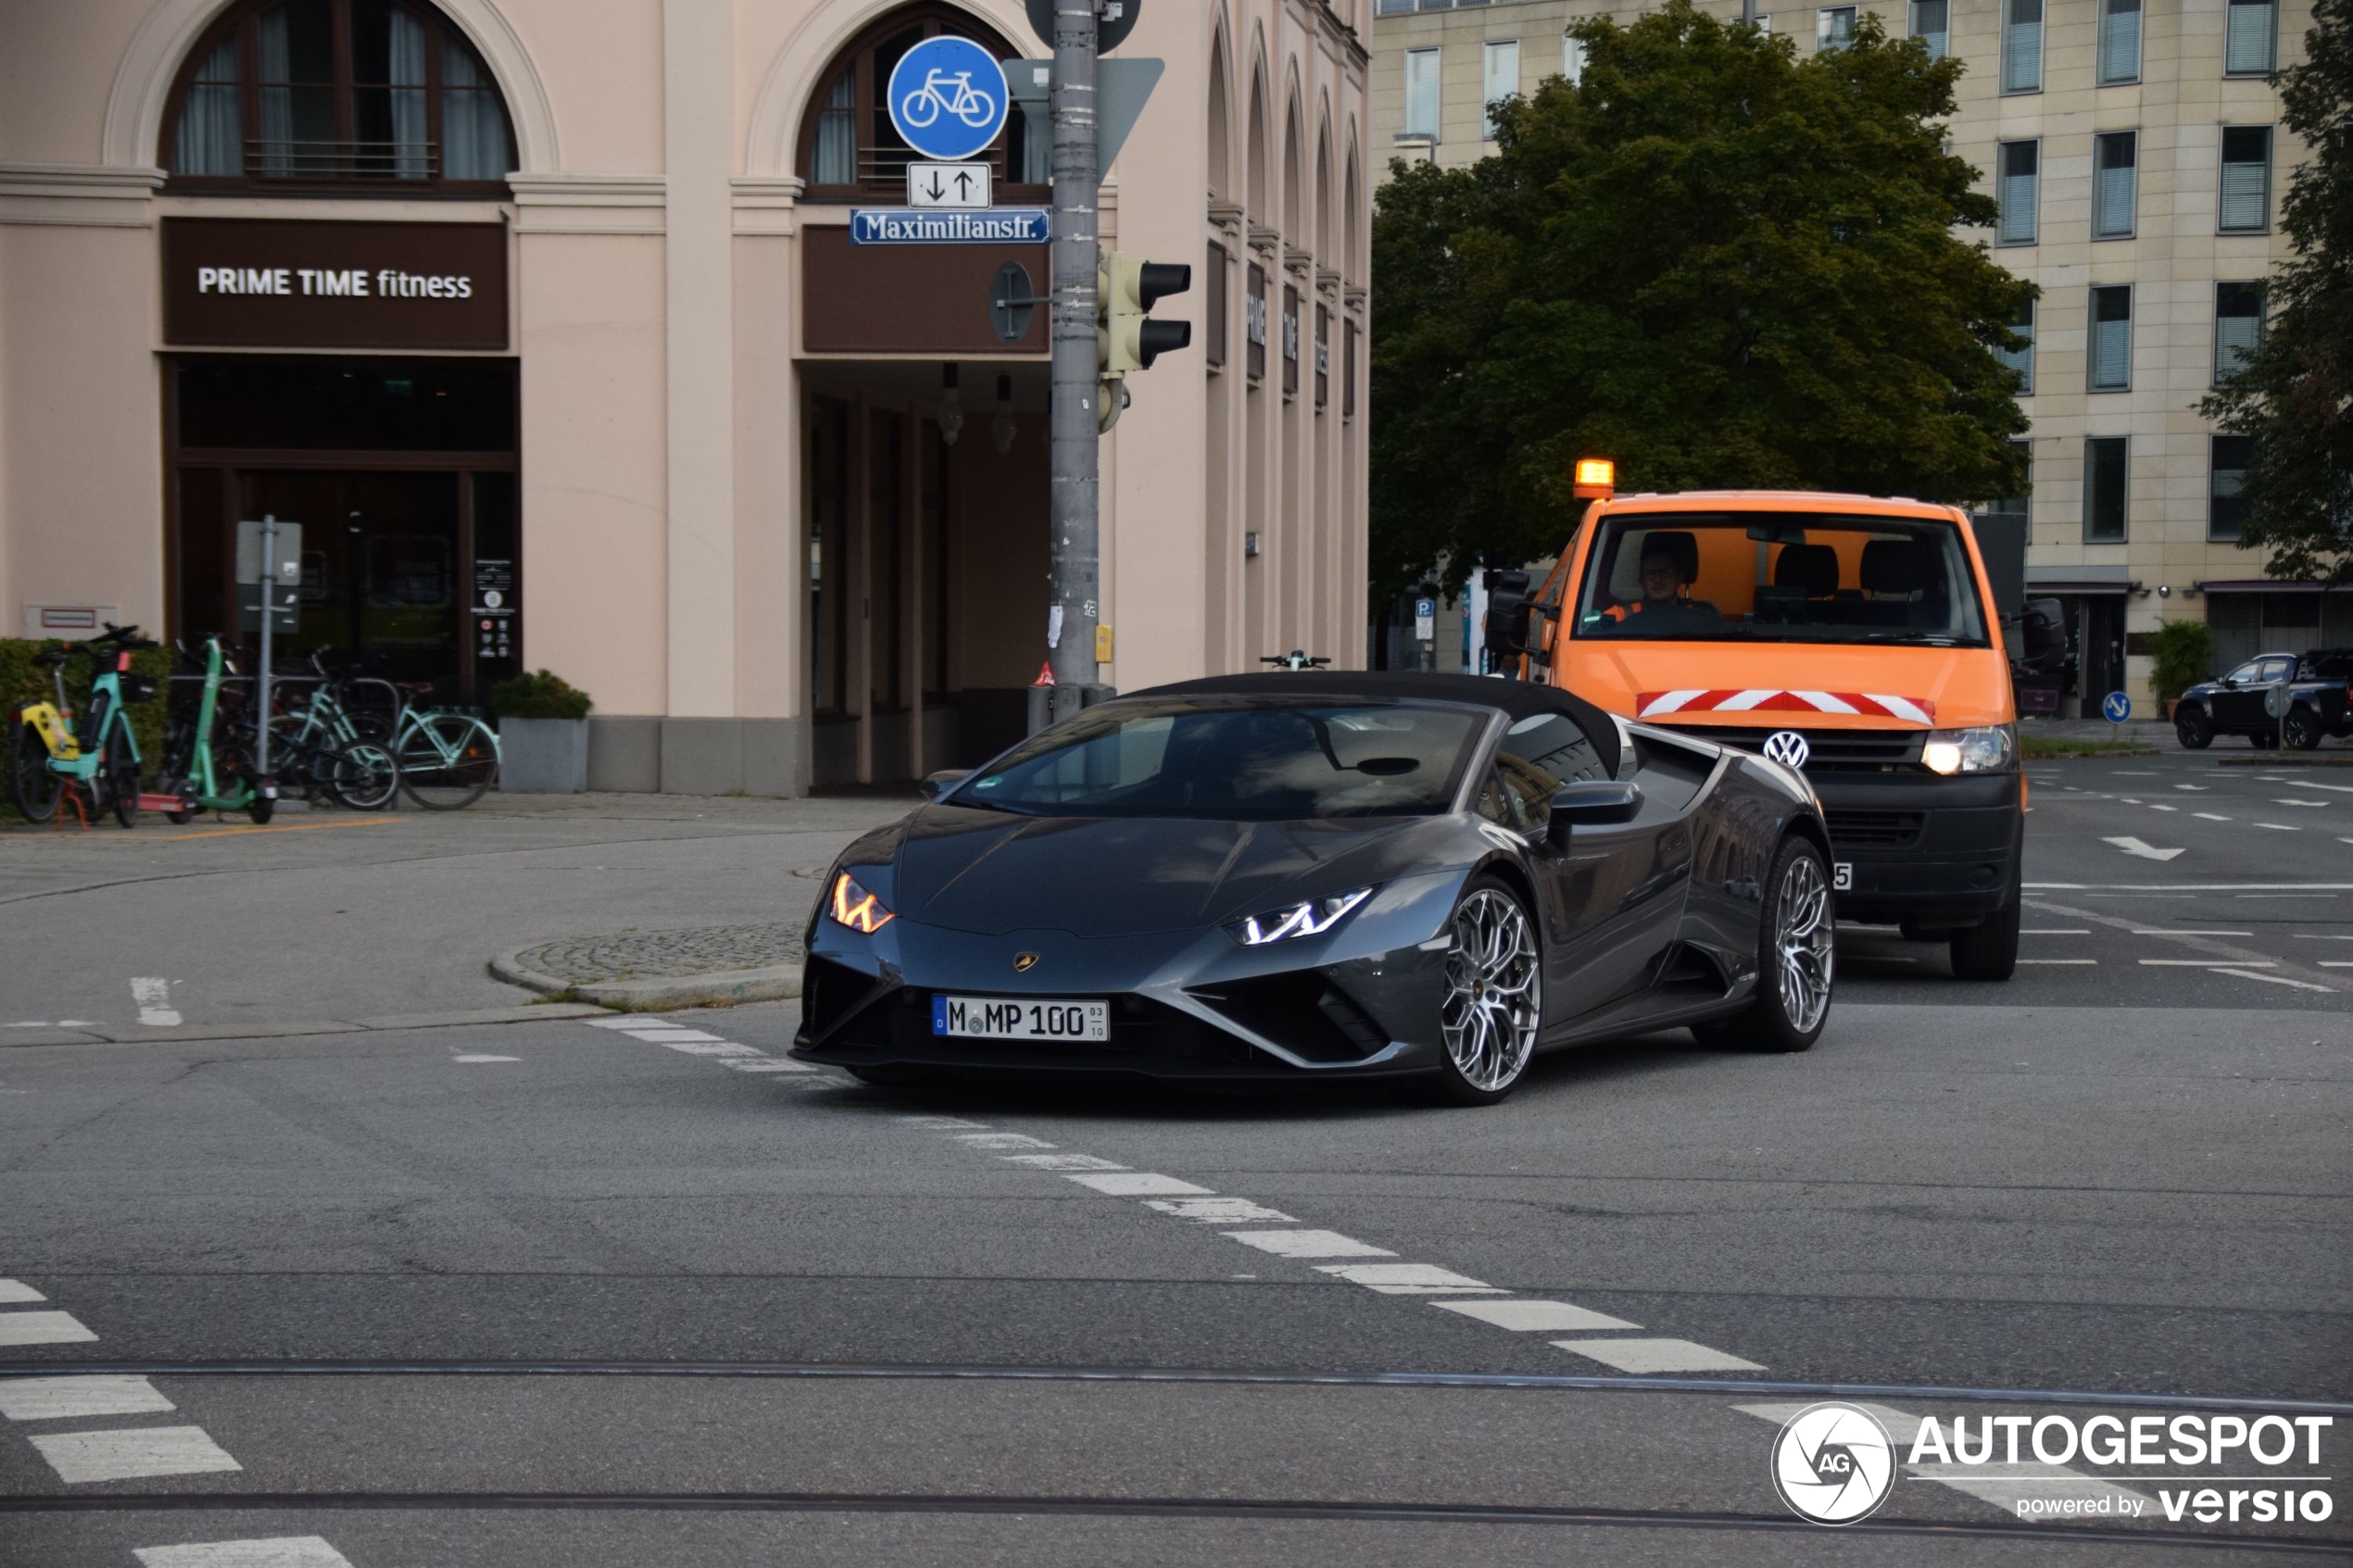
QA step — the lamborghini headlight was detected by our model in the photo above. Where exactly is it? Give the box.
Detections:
[1920,724,2017,775]
[1227,887,1373,947]
[826,870,895,934]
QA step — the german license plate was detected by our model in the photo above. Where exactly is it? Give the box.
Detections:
[932,996,1110,1042]
[1833,862,1854,892]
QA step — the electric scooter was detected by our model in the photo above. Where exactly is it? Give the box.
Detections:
[157,636,277,824]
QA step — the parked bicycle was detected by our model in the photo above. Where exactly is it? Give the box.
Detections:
[9,622,158,826]
[267,650,400,811]
[384,685,500,809]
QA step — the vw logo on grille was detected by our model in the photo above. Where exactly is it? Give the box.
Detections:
[1763,731,1812,770]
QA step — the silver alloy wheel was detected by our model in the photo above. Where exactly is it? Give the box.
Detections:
[1775,852,1835,1034]
[1441,888,1542,1092]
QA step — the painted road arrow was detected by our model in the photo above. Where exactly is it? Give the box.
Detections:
[2103,836,2186,862]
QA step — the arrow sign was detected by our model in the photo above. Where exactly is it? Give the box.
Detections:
[2104,836,2185,862]
[905,161,993,209]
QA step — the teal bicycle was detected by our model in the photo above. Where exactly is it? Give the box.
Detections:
[384,686,501,809]
[268,650,401,811]
[8,622,158,827]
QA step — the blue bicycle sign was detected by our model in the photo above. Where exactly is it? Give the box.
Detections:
[887,37,1010,162]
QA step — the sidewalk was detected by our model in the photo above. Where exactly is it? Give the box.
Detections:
[0,791,909,1040]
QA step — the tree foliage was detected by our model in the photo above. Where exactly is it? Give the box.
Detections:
[1369,0,2034,604]
[2200,0,2353,582]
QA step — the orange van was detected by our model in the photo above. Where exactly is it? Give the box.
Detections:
[1491,486,2025,980]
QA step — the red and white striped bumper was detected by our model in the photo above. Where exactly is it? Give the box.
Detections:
[1636,689,1938,725]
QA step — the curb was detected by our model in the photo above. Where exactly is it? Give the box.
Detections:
[490,946,803,1010]
[0,1002,612,1049]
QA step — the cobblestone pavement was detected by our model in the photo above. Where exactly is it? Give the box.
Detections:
[511,913,818,985]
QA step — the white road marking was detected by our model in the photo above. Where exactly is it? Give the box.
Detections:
[2031,882,2353,891]
[450,1054,519,1063]
[2131,929,2253,936]
[1223,1230,1396,1259]
[2279,780,2353,794]
[897,1115,988,1129]
[2140,959,2275,967]
[0,1280,45,1303]
[653,1041,763,1057]
[587,1017,653,1030]
[31,1424,241,1483]
[2108,771,2158,776]
[2275,799,2330,808]
[2147,804,2178,811]
[954,1133,1055,1151]
[1434,1298,1641,1332]
[1735,1402,2148,1514]
[2194,813,2233,822]
[1553,1337,1764,1374]
[1315,1263,1498,1295]
[0,1375,174,1422]
[1144,1198,1298,1223]
[2020,929,2089,935]
[2018,959,2096,965]
[132,1542,353,1568]
[2173,784,2209,791]
[2214,968,2334,991]
[135,1541,357,1568]
[131,978,181,1027]
[2102,836,2183,861]
[0,1311,98,1346]
[2296,934,2353,940]
[2316,961,2353,968]
[1063,1172,1213,1196]
[2256,822,2300,832]
[724,1060,815,1073]
[621,1028,725,1042]
[1002,1153,1126,1172]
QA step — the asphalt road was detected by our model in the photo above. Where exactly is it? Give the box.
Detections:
[1,757,2347,1565]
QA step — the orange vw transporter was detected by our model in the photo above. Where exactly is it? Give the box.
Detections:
[1490,474,2031,980]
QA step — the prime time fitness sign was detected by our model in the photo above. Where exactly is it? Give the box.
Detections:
[162,218,508,350]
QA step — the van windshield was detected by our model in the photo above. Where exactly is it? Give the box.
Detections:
[1568,513,1991,648]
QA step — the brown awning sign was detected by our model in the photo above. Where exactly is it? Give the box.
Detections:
[164,218,508,350]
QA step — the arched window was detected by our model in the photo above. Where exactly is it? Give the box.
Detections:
[797,3,1042,201]
[162,0,513,191]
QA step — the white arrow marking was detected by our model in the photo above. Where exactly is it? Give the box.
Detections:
[2103,836,2185,862]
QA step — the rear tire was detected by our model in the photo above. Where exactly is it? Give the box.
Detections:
[326,743,399,811]
[1949,863,2021,981]
[106,737,138,828]
[1692,834,1833,1052]
[2174,705,2213,749]
[8,721,61,823]
[247,794,275,825]
[1426,875,1544,1106]
[2284,706,2322,750]
[396,714,497,809]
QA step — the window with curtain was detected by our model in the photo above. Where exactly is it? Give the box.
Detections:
[2003,0,2043,94]
[1997,141,2039,245]
[2094,132,2137,239]
[2220,126,2272,232]
[1910,0,1949,60]
[1817,7,1856,51]
[2090,286,2133,391]
[1563,36,1589,85]
[2084,437,2129,542]
[1999,299,2035,394]
[2225,0,2277,74]
[794,5,1034,198]
[2209,435,2254,542]
[164,0,512,190]
[1482,41,1519,140]
[1403,49,1441,139]
[2098,0,2142,83]
[2214,282,2267,383]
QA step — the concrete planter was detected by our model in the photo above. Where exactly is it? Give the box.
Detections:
[497,717,588,794]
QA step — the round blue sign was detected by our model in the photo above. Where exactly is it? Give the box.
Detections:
[2103,691,2133,722]
[887,37,1011,163]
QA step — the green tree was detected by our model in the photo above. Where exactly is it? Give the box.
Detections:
[1370,0,2033,605]
[2199,0,2352,582]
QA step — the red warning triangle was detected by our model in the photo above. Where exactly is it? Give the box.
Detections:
[1031,661,1058,686]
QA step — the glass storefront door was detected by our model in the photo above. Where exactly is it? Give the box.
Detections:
[241,470,459,691]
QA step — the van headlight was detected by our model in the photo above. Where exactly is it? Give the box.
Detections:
[1920,724,2017,775]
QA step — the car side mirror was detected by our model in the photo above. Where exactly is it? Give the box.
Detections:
[920,769,972,802]
[1546,780,1643,847]
[1482,570,1534,659]
[2019,598,2066,674]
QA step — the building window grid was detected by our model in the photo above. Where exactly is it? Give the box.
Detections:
[2002,0,2043,94]
[2098,0,2143,84]
[2084,436,2130,543]
[2089,285,2133,392]
[2209,434,2254,542]
[1911,0,1949,59]
[1817,6,1856,50]
[1563,36,1588,86]
[2214,281,2267,383]
[1996,140,2039,245]
[2225,0,2278,75]
[2094,132,2137,240]
[1403,48,1440,141]
[2220,126,2273,232]
[1999,298,2035,395]
[1482,40,1520,141]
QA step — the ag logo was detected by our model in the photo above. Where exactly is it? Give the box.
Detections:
[1013,952,1040,973]
[1770,1402,1895,1524]
[1762,731,1811,770]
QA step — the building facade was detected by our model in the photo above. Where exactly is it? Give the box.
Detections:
[0,0,1371,793]
[1371,0,2317,712]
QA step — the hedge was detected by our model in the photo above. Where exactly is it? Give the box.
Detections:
[1,638,175,821]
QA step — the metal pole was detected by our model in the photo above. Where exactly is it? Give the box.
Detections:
[1743,0,1755,22]
[1045,0,1101,726]
[256,512,275,780]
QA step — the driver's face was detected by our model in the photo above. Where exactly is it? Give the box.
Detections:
[1639,557,1683,597]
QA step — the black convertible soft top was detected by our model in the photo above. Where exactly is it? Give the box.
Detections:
[1129,671,1623,780]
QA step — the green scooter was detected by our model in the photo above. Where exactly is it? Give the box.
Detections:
[157,636,278,825]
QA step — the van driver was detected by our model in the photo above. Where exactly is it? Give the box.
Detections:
[1603,539,1721,633]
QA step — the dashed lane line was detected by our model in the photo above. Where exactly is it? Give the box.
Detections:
[0,1311,98,1347]
[132,977,182,1028]
[2214,969,2335,992]
[2140,959,2276,967]
[1556,1338,1765,1374]
[0,1374,173,1421]
[2256,823,2301,832]
[2195,813,2234,822]
[1434,1299,1639,1333]
[136,1540,358,1568]
[2021,897,2337,991]
[0,1279,45,1304]
[28,1424,241,1483]
[2018,959,2096,965]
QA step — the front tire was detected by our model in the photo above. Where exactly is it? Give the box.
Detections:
[1693,834,1834,1052]
[1427,876,1543,1106]
[9,721,62,823]
[2175,705,2213,749]
[1949,862,2021,981]
[105,738,139,828]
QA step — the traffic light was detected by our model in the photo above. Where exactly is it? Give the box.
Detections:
[1097,252,1192,430]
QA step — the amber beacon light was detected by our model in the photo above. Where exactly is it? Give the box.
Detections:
[1572,458,1616,500]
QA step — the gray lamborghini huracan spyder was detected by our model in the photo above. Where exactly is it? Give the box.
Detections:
[793,672,1833,1104]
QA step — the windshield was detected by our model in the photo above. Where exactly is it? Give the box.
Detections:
[1569,512,1991,647]
[949,697,1487,820]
